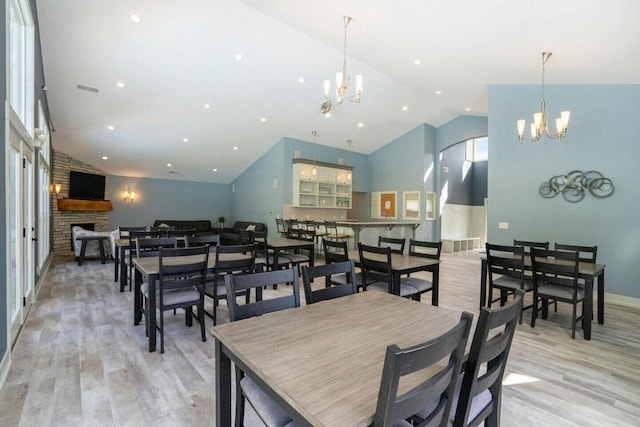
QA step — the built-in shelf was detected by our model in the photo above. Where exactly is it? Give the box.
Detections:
[57,199,113,212]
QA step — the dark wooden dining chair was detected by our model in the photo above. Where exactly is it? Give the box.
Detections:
[285,228,314,274]
[531,248,585,339]
[357,243,421,299]
[126,230,163,291]
[141,245,209,353]
[486,243,531,323]
[275,217,288,237]
[378,236,406,254]
[250,230,291,272]
[412,291,524,427]
[400,239,442,304]
[301,260,357,304]
[373,312,473,427]
[322,238,364,289]
[205,243,256,326]
[225,267,300,427]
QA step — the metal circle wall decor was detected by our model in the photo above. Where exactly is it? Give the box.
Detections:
[539,170,614,202]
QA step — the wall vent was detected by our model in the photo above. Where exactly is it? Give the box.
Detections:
[77,84,99,93]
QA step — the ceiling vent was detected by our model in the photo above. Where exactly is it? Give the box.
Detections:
[168,171,180,174]
[77,84,99,93]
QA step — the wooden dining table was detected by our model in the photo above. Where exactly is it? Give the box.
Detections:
[347,250,440,306]
[211,291,462,426]
[133,251,257,352]
[480,254,606,340]
[266,237,315,270]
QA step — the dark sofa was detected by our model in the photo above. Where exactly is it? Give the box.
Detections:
[219,221,267,245]
[153,220,215,234]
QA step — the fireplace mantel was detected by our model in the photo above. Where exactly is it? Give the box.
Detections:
[57,199,113,212]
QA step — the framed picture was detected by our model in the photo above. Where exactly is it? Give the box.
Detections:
[402,191,421,220]
[371,191,397,219]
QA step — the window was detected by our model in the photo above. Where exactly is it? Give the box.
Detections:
[9,0,35,132]
[465,137,488,162]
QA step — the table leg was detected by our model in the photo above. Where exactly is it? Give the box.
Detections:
[215,340,232,427]
[98,239,106,264]
[432,265,439,306]
[120,247,128,292]
[78,240,87,266]
[134,269,142,325]
[480,259,487,310]
[148,275,157,352]
[597,271,605,324]
[584,281,593,340]
[309,244,315,267]
[114,245,119,282]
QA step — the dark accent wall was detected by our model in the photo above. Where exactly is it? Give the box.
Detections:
[441,142,487,206]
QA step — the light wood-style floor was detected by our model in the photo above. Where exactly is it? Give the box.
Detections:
[1,251,639,426]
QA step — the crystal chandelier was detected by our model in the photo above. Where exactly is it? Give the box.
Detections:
[517,52,570,143]
[321,16,363,114]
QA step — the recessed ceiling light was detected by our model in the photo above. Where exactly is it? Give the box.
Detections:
[298,77,305,83]
[183,138,189,143]
[166,163,172,167]
[101,156,108,160]
[413,59,421,65]
[212,168,218,172]
[402,105,409,112]
[116,82,125,88]
[204,103,211,109]
[233,146,238,151]
[465,107,471,111]
[130,14,141,24]
[234,54,243,61]
[357,122,364,128]
[107,125,115,130]
[260,117,267,123]
[435,90,442,95]
[324,112,331,118]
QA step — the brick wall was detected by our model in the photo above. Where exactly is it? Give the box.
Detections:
[52,150,111,258]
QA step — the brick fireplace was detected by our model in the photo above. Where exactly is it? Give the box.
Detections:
[52,150,111,258]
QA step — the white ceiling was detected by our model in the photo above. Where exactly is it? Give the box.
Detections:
[36,0,640,183]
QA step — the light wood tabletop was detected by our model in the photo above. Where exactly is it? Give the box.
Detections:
[212,291,461,426]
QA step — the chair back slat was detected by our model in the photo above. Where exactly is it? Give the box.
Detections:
[301,261,357,304]
[554,243,597,263]
[378,236,406,254]
[225,267,300,322]
[186,234,220,249]
[513,239,549,255]
[322,239,349,263]
[374,312,473,427]
[409,240,442,260]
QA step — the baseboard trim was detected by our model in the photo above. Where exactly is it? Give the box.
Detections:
[602,292,640,309]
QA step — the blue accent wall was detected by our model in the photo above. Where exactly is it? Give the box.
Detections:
[488,84,640,298]
[108,175,230,229]
[440,143,488,206]
[231,137,368,236]
[368,124,439,240]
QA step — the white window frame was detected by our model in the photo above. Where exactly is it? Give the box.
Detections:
[8,0,35,135]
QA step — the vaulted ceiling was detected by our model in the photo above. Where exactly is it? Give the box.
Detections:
[36,0,640,183]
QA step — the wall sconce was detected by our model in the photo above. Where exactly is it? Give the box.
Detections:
[51,183,62,198]
[124,187,135,202]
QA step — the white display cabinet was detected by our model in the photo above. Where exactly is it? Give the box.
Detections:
[293,159,352,208]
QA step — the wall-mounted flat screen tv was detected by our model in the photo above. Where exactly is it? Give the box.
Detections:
[68,171,106,201]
